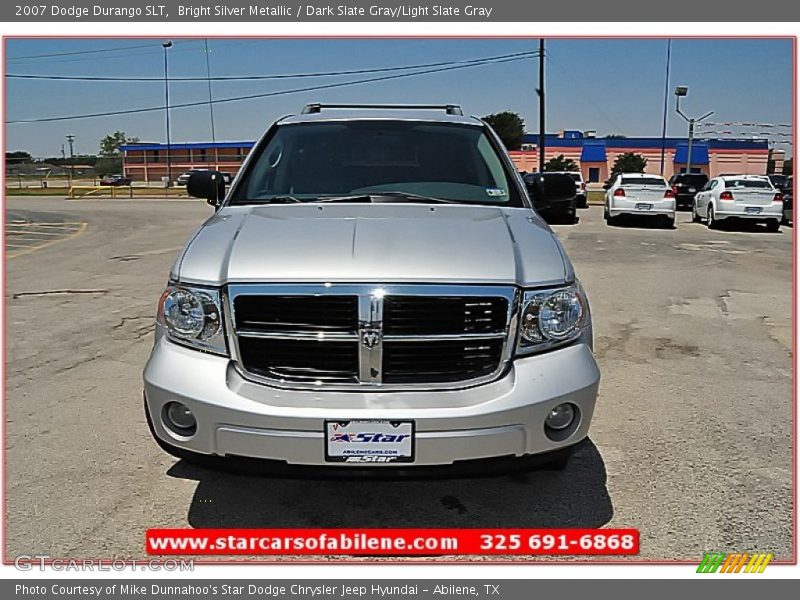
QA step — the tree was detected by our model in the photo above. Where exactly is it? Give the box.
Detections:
[611,152,647,174]
[544,154,578,172]
[783,157,793,176]
[482,112,525,150]
[99,131,139,157]
[95,157,123,176]
[5,150,33,164]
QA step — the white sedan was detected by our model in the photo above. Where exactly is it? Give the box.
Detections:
[692,175,783,232]
[604,173,676,228]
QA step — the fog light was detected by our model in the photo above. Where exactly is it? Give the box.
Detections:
[545,403,575,430]
[164,402,196,435]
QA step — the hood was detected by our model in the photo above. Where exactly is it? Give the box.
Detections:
[173,204,571,287]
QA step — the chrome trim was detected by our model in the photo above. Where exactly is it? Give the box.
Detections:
[227,283,516,392]
[236,330,359,342]
[383,332,507,342]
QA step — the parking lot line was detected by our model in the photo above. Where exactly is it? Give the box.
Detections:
[6,222,88,259]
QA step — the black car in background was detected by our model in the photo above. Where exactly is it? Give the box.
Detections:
[769,174,790,193]
[668,173,709,210]
[523,172,578,224]
[783,175,793,225]
[100,174,132,186]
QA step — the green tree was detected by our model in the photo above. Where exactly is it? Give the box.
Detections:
[95,157,123,176]
[544,154,578,172]
[482,112,525,150]
[99,131,139,157]
[783,157,793,176]
[611,152,648,174]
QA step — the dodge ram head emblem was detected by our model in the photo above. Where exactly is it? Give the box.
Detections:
[361,329,381,349]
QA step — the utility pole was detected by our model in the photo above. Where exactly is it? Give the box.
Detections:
[204,38,216,144]
[538,38,546,173]
[162,40,173,195]
[659,39,671,175]
[65,134,75,186]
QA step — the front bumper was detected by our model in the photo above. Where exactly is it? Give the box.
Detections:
[143,338,600,468]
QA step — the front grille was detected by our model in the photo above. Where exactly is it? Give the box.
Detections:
[384,296,508,335]
[230,285,513,388]
[234,295,357,333]
[383,339,505,384]
[238,337,359,384]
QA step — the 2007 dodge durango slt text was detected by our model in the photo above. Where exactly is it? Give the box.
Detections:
[143,102,600,472]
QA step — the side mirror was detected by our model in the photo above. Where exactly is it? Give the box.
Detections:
[187,170,226,208]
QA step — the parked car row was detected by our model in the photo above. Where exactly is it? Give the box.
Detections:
[601,172,790,232]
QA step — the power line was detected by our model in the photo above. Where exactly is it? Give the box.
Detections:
[7,53,537,125]
[7,51,538,82]
[6,42,157,61]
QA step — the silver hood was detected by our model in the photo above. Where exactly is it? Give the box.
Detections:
[172,204,573,287]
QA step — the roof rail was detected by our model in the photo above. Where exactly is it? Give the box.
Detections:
[301,103,464,116]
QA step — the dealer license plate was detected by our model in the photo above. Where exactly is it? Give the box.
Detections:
[325,420,415,463]
[635,203,653,210]
[745,207,762,214]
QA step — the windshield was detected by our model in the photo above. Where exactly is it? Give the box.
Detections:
[621,176,667,187]
[230,121,523,206]
[567,173,581,181]
[725,179,773,189]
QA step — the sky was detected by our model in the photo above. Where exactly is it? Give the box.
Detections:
[4,38,794,158]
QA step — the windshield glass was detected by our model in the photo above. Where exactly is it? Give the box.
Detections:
[621,176,667,187]
[725,179,773,189]
[230,121,522,205]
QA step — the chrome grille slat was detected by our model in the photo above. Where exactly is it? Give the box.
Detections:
[228,284,516,390]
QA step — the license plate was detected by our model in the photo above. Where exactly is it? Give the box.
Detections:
[688,187,696,193]
[635,203,653,210]
[325,420,415,463]
[746,207,762,214]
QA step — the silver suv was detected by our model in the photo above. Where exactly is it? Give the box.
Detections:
[143,103,600,472]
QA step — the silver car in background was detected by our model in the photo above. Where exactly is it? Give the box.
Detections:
[692,175,784,232]
[604,172,676,228]
[142,103,600,473]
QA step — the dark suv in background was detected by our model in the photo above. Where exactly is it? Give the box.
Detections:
[668,173,709,210]
[523,172,578,224]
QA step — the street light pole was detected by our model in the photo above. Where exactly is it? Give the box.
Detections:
[538,38,545,173]
[162,41,173,194]
[674,86,713,175]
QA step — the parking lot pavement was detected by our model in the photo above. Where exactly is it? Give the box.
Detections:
[4,197,793,561]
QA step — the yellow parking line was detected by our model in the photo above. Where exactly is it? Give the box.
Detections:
[6,230,80,237]
[6,222,88,259]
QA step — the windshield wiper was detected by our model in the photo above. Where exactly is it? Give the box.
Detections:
[311,192,460,204]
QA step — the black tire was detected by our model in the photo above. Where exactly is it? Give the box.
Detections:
[664,216,676,229]
[766,220,781,233]
[537,446,574,471]
[691,204,701,223]
[707,205,716,229]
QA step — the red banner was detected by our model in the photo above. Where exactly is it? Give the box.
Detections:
[146,528,639,556]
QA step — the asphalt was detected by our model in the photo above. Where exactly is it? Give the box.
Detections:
[3,197,793,562]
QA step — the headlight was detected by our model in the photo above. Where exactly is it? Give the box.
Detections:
[157,285,227,355]
[517,284,587,355]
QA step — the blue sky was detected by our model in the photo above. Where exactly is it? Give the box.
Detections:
[5,38,794,157]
